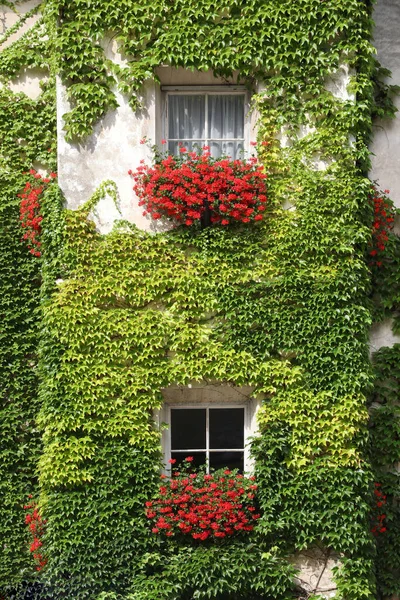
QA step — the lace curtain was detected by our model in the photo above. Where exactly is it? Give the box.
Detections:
[168,94,245,159]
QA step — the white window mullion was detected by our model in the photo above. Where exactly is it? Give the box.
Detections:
[205,93,209,149]
[206,406,210,473]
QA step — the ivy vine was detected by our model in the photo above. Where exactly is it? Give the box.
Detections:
[0,1,399,600]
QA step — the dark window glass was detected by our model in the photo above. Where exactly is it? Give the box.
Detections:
[209,408,244,449]
[209,451,244,473]
[171,452,207,470]
[171,409,206,450]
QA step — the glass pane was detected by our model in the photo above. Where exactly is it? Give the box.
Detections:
[209,141,222,159]
[209,451,244,473]
[208,141,244,160]
[168,95,205,140]
[171,452,207,470]
[209,408,244,449]
[171,409,206,450]
[208,95,245,140]
[168,140,205,156]
[222,141,244,160]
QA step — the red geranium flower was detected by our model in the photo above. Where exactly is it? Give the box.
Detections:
[130,149,267,228]
[145,462,260,542]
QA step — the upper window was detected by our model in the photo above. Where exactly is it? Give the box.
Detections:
[163,88,247,160]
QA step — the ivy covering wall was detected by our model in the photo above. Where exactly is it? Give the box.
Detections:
[0,4,55,596]
[0,1,399,599]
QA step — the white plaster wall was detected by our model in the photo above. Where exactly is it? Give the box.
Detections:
[57,78,159,231]
[0,1,46,100]
[0,0,41,47]
[370,319,400,354]
[370,0,400,209]
[368,0,400,353]
[291,546,340,598]
[8,67,47,100]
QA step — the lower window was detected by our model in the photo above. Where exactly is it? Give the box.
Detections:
[168,406,246,472]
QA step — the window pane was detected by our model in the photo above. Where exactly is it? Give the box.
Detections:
[208,141,244,160]
[208,95,244,140]
[171,409,206,450]
[168,140,205,156]
[168,95,205,140]
[209,141,222,159]
[171,452,206,470]
[209,408,244,449]
[209,451,244,473]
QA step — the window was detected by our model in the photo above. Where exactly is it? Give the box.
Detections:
[162,86,248,160]
[158,392,259,473]
[170,406,245,472]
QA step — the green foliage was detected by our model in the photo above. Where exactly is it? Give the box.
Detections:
[0,165,42,594]
[368,346,400,598]
[0,5,56,597]
[37,154,374,597]
[44,0,395,144]
[127,543,296,600]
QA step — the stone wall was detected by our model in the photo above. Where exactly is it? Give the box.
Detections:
[370,0,400,210]
[369,0,400,351]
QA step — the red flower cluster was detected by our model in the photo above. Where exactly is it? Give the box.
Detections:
[371,482,387,536]
[369,187,395,268]
[145,461,260,541]
[130,149,267,227]
[24,496,47,571]
[18,169,57,257]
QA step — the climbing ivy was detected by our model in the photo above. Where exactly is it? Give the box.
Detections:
[1,0,399,599]
[46,0,382,144]
[0,3,56,598]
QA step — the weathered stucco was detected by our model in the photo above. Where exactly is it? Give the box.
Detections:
[370,0,400,210]
[56,77,159,231]
[370,319,400,355]
[291,546,340,598]
[0,2,46,99]
[0,0,41,47]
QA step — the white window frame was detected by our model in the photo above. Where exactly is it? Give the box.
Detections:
[158,398,259,474]
[161,85,251,156]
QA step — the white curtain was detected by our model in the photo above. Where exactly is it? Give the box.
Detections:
[168,95,205,139]
[168,94,244,159]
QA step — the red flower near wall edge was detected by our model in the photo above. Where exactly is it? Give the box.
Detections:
[369,186,396,268]
[24,497,47,572]
[18,169,57,257]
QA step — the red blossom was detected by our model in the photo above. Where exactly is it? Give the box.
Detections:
[130,149,268,227]
[145,462,260,542]
[19,171,57,257]
[23,499,47,571]
[371,482,388,537]
[368,187,395,269]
